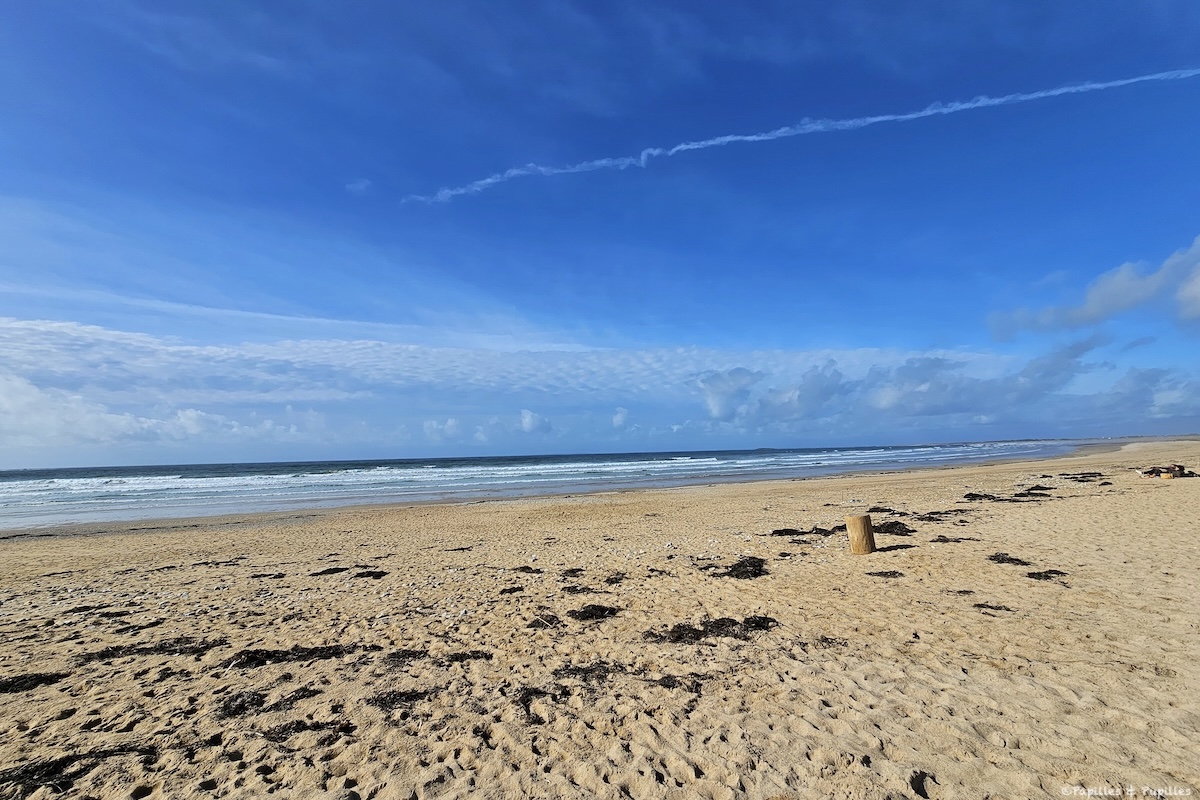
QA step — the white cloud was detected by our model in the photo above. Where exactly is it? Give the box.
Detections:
[1178,264,1200,320]
[345,178,372,195]
[519,409,551,434]
[0,374,324,450]
[0,314,1195,463]
[994,235,1200,334]
[696,367,763,420]
[423,418,460,442]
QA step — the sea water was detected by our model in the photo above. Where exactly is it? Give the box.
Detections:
[0,440,1079,529]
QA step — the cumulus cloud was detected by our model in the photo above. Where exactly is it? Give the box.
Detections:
[753,363,846,423]
[0,374,322,451]
[519,409,551,434]
[696,368,763,420]
[422,418,460,442]
[993,236,1200,335]
[0,314,1195,463]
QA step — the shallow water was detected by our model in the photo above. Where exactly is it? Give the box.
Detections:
[0,439,1079,528]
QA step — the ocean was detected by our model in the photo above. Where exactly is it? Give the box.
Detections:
[0,439,1080,529]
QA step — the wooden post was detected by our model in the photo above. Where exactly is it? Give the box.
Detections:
[846,515,876,555]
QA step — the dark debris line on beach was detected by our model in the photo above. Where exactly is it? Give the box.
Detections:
[0,672,70,694]
[74,637,228,667]
[219,644,382,670]
[644,616,778,644]
[0,745,158,800]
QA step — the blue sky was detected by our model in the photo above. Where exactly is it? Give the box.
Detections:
[2,1,1200,468]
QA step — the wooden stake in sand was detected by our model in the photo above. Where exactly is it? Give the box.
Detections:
[846,515,876,555]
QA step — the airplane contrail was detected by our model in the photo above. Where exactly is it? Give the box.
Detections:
[406,68,1200,204]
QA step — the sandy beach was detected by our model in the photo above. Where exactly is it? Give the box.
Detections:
[1,440,1197,799]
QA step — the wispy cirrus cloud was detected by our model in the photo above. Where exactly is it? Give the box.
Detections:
[407,68,1200,203]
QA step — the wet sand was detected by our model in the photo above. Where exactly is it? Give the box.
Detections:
[1,440,1198,799]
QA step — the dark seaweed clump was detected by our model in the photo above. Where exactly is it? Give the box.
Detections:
[352,570,388,579]
[217,690,266,718]
[553,661,624,685]
[644,616,777,644]
[716,556,768,579]
[516,687,551,724]
[444,650,492,664]
[603,572,627,585]
[931,535,980,544]
[963,492,1000,502]
[866,570,904,579]
[310,566,349,576]
[987,552,1033,566]
[1027,569,1069,582]
[74,637,227,666]
[382,649,428,668]
[367,688,436,713]
[0,672,69,694]
[768,528,803,536]
[0,746,158,799]
[513,565,543,575]
[567,605,621,621]
[914,510,962,522]
[219,644,381,669]
[527,613,562,629]
[562,585,600,595]
[873,521,915,536]
[499,586,523,595]
[560,567,585,578]
[261,719,356,743]
[974,603,1015,612]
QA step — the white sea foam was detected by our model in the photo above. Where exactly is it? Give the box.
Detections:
[0,440,1073,529]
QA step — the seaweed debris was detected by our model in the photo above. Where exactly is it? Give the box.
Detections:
[988,552,1033,566]
[515,687,551,724]
[1027,569,1069,582]
[866,570,904,579]
[974,603,1015,612]
[382,649,428,668]
[567,605,621,622]
[75,637,227,666]
[219,644,381,669]
[644,616,777,644]
[874,521,915,536]
[715,556,768,579]
[527,613,562,630]
[0,746,158,799]
[0,672,69,694]
[367,688,436,713]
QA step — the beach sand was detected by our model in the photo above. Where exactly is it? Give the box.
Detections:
[1,441,1198,799]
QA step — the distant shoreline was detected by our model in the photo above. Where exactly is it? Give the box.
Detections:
[1,435,1175,541]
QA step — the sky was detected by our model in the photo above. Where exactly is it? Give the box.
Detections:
[2,1,1200,468]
